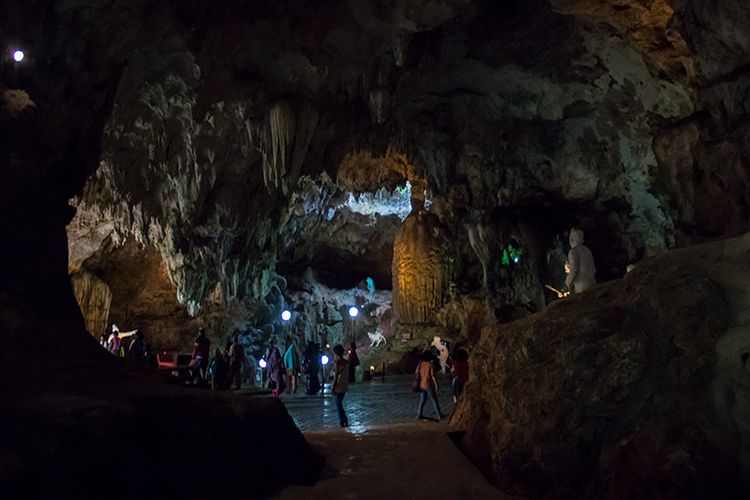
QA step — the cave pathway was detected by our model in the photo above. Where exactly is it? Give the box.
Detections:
[273,375,509,499]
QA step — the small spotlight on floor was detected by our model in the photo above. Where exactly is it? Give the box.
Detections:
[12,50,24,62]
[281,309,291,322]
[348,306,359,318]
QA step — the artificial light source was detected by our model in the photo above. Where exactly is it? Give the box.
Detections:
[369,365,375,372]
[281,309,291,321]
[12,50,24,62]
[348,306,359,318]
[321,354,330,366]
[258,359,267,369]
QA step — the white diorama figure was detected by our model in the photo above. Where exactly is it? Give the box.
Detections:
[367,328,387,347]
[564,228,596,294]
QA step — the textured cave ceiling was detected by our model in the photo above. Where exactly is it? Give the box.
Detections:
[4,0,749,317]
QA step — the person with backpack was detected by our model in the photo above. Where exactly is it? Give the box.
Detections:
[283,335,300,394]
[415,350,445,422]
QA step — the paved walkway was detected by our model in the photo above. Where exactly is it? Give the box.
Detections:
[279,374,455,432]
[273,374,510,499]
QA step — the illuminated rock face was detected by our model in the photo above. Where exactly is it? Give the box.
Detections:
[70,270,112,338]
[392,204,448,324]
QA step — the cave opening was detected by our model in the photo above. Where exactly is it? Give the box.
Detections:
[4,0,750,498]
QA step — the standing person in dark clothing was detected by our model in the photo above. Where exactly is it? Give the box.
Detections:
[228,337,245,389]
[348,341,360,383]
[332,344,349,427]
[127,330,147,367]
[264,337,285,397]
[451,348,469,403]
[304,341,321,395]
[283,335,300,393]
[191,328,210,385]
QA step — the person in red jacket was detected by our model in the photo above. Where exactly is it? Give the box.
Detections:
[451,348,469,404]
[191,328,210,385]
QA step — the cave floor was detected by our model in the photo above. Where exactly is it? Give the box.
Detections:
[271,375,510,499]
[278,374,456,431]
[274,423,509,500]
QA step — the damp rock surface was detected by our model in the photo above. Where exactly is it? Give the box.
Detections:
[453,234,750,498]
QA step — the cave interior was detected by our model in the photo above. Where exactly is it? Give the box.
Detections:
[2,0,750,498]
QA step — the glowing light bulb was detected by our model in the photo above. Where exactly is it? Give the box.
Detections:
[258,359,267,369]
[321,354,330,366]
[281,309,291,321]
[12,50,24,62]
[513,256,519,263]
[369,365,375,372]
[348,306,359,318]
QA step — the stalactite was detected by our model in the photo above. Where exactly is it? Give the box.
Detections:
[468,222,492,291]
[268,101,296,189]
[288,103,319,190]
[369,89,389,125]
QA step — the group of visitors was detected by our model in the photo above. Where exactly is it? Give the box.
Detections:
[206,335,246,390]
[99,324,150,367]
[413,346,469,422]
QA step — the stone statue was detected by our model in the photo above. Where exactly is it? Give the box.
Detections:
[367,329,387,347]
[431,336,450,374]
[565,228,596,294]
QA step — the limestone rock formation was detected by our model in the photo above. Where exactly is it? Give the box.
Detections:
[70,271,112,338]
[392,204,450,324]
[453,234,750,498]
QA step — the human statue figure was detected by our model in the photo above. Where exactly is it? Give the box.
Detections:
[565,228,596,294]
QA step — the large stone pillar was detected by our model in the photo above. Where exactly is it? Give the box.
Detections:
[392,199,448,324]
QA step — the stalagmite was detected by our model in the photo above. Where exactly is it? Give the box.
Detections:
[70,270,113,337]
[392,199,447,324]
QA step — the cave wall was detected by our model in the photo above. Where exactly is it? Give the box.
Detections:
[454,234,750,498]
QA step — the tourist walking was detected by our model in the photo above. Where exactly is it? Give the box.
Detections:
[264,337,286,397]
[332,344,349,427]
[228,337,245,389]
[107,329,121,356]
[415,351,445,422]
[191,328,210,385]
[283,335,300,393]
[451,348,469,403]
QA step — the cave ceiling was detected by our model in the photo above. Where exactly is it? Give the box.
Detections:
[6,0,745,314]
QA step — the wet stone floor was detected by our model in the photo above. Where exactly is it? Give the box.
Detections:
[279,374,456,432]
